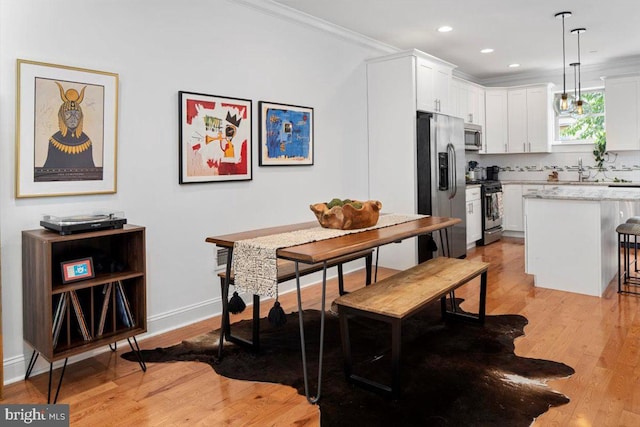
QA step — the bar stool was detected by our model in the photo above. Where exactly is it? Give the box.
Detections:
[617,221,640,294]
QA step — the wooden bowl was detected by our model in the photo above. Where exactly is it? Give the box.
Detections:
[310,200,382,230]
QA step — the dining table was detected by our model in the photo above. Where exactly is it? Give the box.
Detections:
[206,214,461,403]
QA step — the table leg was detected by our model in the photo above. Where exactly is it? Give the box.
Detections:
[295,260,327,404]
[218,247,233,359]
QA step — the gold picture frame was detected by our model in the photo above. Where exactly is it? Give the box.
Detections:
[15,59,119,198]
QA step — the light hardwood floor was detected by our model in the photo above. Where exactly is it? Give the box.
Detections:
[3,237,640,426]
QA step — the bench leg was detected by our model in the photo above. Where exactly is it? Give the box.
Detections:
[338,306,399,398]
[338,308,353,378]
[391,319,402,398]
[338,264,346,296]
[218,247,233,359]
[441,271,487,325]
[218,276,261,353]
[478,271,487,324]
[338,252,375,296]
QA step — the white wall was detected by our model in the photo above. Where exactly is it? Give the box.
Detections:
[0,0,388,383]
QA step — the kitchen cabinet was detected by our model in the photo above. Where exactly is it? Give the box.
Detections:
[466,186,482,245]
[502,184,523,231]
[416,55,454,114]
[605,75,640,151]
[452,78,485,126]
[507,85,553,153]
[503,184,544,233]
[366,49,457,267]
[484,88,508,153]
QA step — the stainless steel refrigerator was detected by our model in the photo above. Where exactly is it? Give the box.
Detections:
[416,112,466,261]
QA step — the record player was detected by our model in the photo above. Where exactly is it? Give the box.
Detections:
[41,212,127,235]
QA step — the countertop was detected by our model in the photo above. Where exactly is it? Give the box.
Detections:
[500,180,640,187]
[523,186,640,201]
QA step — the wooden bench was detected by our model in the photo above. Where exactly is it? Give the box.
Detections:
[219,249,374,351]
[335,256,489,397]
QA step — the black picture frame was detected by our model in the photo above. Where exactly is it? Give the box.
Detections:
[178,91,252,183]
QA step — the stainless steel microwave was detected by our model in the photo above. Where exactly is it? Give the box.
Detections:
[464,123,482,151]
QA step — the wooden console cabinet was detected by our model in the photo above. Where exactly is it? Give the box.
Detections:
[22,225,147,401]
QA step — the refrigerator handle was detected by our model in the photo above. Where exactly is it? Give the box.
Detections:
[447,143,457,199]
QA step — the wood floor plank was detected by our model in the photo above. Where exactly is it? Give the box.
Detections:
[3,237,640,426]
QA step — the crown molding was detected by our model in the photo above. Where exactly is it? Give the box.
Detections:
[481,55,640,87]
[232,0,399,54]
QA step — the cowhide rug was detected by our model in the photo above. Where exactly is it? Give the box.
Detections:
[123,301,574,426]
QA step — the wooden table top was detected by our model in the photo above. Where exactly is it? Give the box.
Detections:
[206,215,460,264]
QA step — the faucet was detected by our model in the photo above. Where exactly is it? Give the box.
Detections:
[577,158,588,182]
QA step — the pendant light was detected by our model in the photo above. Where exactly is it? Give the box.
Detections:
[570,62,579,103]
[571,28,590,117]
[553,11,575,115]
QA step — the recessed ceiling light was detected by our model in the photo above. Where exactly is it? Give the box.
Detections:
[509,63,521,68]
[480,48,494,54]
[437,26,453,33]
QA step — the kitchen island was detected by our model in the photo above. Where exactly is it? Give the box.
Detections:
[524,186,640,297]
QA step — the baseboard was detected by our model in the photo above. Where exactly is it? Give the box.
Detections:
[3,297,223,386]
[4,264,363,386]
[502,231,525,239]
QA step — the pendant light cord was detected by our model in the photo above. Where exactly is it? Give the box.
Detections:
[561,14,567,94]
[577,32,581,99]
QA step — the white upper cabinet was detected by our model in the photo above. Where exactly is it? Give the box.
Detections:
[605,75,640,151]
[526,85,553,152]
[452,78,485,126]
[484,88,508,153]
[484,84,552,154]
[507,89,528,153]
[507,85,553,153]
[416,55,454,114]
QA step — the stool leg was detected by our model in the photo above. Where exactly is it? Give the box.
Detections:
[633,235,640,273]
[619,232,623,293]
[625,234,630,283]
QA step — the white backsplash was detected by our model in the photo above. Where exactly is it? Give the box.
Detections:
[467,149,640,183]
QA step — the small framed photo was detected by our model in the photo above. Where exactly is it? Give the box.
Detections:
[15,59,119,198]
[259,101,314,166]
[178,91,252,183]
[61,257,95,284]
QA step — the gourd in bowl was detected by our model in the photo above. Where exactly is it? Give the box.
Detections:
[310,198,382,230]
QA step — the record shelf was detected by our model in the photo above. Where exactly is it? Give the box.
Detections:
[22,224,147,403]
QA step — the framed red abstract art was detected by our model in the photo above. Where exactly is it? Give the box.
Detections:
[178,91,252,183]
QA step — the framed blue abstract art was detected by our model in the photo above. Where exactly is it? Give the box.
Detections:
[258,101,314,166]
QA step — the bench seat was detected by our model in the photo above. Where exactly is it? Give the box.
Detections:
[335,256,489,397]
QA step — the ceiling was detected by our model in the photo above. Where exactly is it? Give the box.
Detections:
[271,0,640,83]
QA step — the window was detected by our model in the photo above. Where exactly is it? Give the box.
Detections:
[554,88,605,143]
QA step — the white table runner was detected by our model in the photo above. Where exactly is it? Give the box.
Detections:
[231,213,426,297]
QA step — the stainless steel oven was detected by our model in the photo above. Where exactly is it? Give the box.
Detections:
[478,180,503,245]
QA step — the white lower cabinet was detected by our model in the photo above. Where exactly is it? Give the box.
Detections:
[466,187,482,244]
[503,184,544,233]
[503,184,524,231]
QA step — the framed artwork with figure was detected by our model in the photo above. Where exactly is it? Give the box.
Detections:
[178,91,252,183]
[15,59,119,198]
[259,101,314,166]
